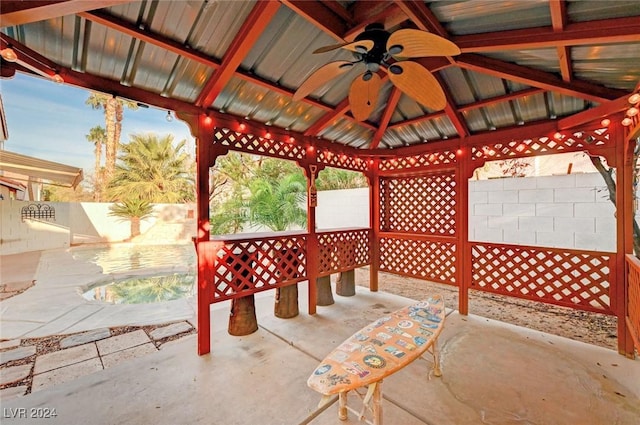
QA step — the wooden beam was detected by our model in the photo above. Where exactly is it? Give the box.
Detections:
[455,53,626,103]
[280,0,347,41]
[459,87,545,112]
[319,0,354,25]
[370,87,402,148]
[455,16,640,52]
[438,78,469,137]
[549,0,572,82]
[558,96,630,130]
[304,97,351,136]
[79,10,333,113]
[0,0,133,27]
[393,0,447,37]
[345,2,405,42]
[79,10,219,69]
[195,1,280,107]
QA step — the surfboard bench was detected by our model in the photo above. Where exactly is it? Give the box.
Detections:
[307,296,446,425]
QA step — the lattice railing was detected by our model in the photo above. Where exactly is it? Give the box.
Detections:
[471,127,613,162]
[317,148,369,172]
[208,233,307,302]
[379,236,457,284]
[318,228,372,275]
[626,254,640,352]
[471,242,614,313]
[380,172,457,235]
[379,149,457,172]
[214,127,306,161]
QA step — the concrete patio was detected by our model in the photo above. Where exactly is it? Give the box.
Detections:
[1,286,639,425]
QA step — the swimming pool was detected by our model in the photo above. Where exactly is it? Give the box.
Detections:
[72,243,196,273]
[73,244,196,304]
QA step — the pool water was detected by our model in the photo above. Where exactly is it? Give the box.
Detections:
[74,244,196,304]
[83,273,195,304]
[72,244,195,274]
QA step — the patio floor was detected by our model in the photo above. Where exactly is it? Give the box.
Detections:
[1,285,639,425]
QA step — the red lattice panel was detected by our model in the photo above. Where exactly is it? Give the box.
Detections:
[471,243,613,313]
[626,255,640,352]
[380,172,457,235]
[379,237,457,284]
[211,235,307,302]
[317,149,369,171]
[471,127,613,161]
[318,229,372,275]
[214,128,306,161]
[379,150,457,172]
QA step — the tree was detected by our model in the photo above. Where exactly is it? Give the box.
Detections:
[107,133,195,203]
[85,93,138,183]
[316,167,367,190]
[85,125,106,200]
[246,172,307,231]
[109,198,154,240]
[589,148,640,256]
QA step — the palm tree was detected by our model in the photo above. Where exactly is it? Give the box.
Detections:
[316,167,367,190]
[109,198,154,239]
[85,92,138,183]
[107,133,195,203]
[85,125,106,200]
[246,172,307,231]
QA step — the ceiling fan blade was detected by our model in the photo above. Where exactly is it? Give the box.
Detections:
[349,71,382,121]
[313,39,374,54]
[293,61,355,101]
[387,29,460,58]
[388,61,446,110]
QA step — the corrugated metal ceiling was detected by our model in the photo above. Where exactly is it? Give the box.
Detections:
[1,0,638,151]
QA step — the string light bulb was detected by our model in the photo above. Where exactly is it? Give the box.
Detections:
[166,111,173,122]
[1,47,17,62]
[629,93,640,105]
[51,72,64,84]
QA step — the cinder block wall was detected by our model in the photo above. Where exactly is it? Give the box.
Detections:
[469,173,616,252]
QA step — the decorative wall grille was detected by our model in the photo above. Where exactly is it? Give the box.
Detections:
[379,237,457,284]
[380,172,457,235]
[471,242,613,313]
[21,204,55,222]
[318,229,371,275]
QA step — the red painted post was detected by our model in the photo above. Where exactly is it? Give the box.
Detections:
[616,123,635,357]
[369,160,380,292]
[458,146,471,315]
[303,152,319,314]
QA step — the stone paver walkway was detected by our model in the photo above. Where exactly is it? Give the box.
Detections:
[0,320,195,400]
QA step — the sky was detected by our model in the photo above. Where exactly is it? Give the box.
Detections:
[1,72,597,182]
[1,73,196,175]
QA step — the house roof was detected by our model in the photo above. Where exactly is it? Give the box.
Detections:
[1,1,638,152]
[0,150,84,188]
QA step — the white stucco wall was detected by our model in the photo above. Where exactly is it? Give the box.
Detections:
[316,187,370,229]
[469,173,616,252]
[0,173,629,255]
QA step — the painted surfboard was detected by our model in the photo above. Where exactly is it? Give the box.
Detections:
[308,295,445,396]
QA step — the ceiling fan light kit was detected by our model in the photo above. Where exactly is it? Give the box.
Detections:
[295,23,461,121]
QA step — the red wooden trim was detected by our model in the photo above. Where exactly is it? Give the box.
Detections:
[280,0,346,41]
[1,0,131,26]
[369,161,380,292]
[458,148,470,315]
[394,0,448,38]
[195,1,280,107]
[346,3,404,41]
[456,53,626,102]
[370,87,401,149]
[616,124,635,356]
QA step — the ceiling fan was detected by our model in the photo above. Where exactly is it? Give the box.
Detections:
[293,23,461,122]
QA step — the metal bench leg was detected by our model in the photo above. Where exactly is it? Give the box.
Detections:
[372,381,383,425]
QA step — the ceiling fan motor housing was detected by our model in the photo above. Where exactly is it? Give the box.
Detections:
[354,23,390,65]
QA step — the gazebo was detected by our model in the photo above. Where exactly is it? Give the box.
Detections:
[1,0,638,360]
